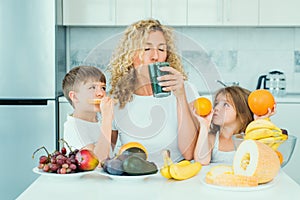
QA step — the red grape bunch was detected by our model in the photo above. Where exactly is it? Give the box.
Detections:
[32,139,80,174]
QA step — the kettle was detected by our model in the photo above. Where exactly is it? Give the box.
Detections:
[256,70,286,96]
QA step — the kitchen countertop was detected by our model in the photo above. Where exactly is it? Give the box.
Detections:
[17,165,300,200]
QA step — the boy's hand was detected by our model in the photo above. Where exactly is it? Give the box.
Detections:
[100,97,114,119]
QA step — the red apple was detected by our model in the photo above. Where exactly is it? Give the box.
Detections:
[75,149,99,171]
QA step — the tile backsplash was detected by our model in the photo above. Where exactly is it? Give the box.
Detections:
[67,26,300,94]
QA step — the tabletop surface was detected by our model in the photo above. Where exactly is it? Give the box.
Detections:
[17,165,300,200]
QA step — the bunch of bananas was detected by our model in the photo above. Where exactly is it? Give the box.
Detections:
[245,118,287,150]
[160,150,202,180]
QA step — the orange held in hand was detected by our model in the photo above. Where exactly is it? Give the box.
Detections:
[194,97,212,117]
[248,89,275,116]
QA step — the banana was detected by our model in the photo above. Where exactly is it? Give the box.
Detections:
[270,142,281,150]
[160,149,202,180]
[255,134,288,150]
[160,160,190,179]
[270,134,288,150]
[160,166,172,179]
[275,134,288,141]
[245,119,282,134]
[245,128,281,140]
[169,162,202,181]
[244,119,288,151]
[160,150,173,179]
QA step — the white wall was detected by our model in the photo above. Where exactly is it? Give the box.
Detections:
[66,27,300,94]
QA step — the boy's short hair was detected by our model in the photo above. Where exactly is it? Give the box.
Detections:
[62,66,106,106]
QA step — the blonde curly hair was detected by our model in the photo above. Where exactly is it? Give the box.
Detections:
[108,19,187,108]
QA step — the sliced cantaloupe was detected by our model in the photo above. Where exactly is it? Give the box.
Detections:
[205,165,233,184]
[233,140,280,184]
[205,165,258,187]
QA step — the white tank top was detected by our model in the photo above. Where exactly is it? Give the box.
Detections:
[112,81,199,167]
[211,132,236,164]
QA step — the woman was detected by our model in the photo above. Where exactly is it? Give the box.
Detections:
[108,19,199,166]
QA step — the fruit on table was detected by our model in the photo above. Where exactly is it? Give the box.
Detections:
[245,118,287,150]
[169,161,202,181]
[160,150,202,180]
[194,97,212,117]
[248,89,275,116]
[205,165,258,187]
[76,149,99,171]
[101,142,157,176]
[32,139,99,174]
[122,155,158,175]
[233,140,280,184]
[161,159,190,179]
[118,142,148,160]
[105,158,124,175]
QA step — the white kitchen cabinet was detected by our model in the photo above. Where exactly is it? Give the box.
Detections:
[115,0,151,25]
[260,0,300,26]
[271,102,300,184]
[152,0,187,25]
[62,0,115,25]
[187,0,259,26]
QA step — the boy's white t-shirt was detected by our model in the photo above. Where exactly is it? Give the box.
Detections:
[63,115,102,149]
[112,81,199,167]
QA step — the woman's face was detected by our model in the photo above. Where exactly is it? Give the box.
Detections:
[133,30,167,67]
[212,93,237,128]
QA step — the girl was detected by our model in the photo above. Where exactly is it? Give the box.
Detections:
[194,86,254,165]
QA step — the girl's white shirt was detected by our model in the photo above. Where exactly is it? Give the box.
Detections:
[63,114,102,149]
[211,131,236,164]
[112,81,199,167]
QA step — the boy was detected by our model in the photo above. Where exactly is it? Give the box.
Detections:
[62,66,114,162]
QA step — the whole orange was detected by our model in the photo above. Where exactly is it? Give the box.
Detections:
[248,89,275,116]
[194,97,212,117]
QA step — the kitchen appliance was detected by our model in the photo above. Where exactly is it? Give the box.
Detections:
[0,1,65,199]
[256,70,286,96]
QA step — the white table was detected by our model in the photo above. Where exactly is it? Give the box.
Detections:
[17,166,300,200]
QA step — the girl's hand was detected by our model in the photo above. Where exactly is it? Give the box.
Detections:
[254,104,277,120]
[157,66,185,97]
[192,108,213,129]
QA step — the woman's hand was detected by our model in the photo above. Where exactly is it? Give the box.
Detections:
[157,66,185,97]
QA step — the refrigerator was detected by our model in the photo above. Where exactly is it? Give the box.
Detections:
[0,0,65,199]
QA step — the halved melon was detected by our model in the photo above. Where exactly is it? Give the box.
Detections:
[118,142,148,160]
[233,140,280,184]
